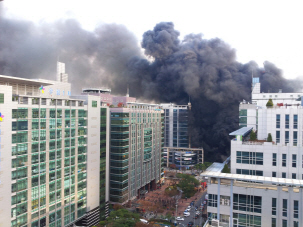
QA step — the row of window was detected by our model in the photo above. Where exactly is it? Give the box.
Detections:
[272,153,298,167]
[276,130,297,145]
[276,114,298,129]
[12,108,87,119]
[236,151,263,165]
[272,198,299,219]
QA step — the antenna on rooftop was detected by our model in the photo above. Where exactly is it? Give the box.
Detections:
[188,96,191,110]
[126,84,129,97]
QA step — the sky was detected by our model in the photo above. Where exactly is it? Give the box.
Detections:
[2,0,303,79]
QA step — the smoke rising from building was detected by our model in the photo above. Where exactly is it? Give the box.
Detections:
[0,11,302,160]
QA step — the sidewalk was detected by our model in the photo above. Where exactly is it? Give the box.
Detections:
[136,178,207,218]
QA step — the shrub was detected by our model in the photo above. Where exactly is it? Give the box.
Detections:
[266,99,273,107]
[267,133,272,142]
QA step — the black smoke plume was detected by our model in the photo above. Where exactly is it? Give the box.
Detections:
[0,9,302,161]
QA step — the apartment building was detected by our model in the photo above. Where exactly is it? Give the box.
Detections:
[203,78,303,227]
[0,73,101,227]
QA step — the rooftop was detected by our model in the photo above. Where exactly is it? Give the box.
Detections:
[0,75,54,86]
[201,171,303,187]
[229,127,252,137]
[205,162,225,173]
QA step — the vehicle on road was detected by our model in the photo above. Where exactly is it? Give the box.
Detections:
[194,215,199,219]
[187,205,191,209]
[196,211,200,215]
[205,194,208,200]
[188,221,194,226]
[176,217,184,221]
[140,219,149,224]
[184,212,190,217]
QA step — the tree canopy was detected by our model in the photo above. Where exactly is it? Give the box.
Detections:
[177,173,200,198]
[194,162,212,171]
[99,209,140,227]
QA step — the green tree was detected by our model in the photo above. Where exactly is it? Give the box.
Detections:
[222,164,230,173]
[100,208,140,227]
[267,133,272,142]
[177,174,200,198]
[194,162,212,172]
[250,130,256,141]
[266,99,274,107]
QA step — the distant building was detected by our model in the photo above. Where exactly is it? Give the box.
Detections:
[161,103,189,148]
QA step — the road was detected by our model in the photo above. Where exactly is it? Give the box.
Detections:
[175,190,207,227]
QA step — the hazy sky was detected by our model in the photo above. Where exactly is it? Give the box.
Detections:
[2,0,303,79]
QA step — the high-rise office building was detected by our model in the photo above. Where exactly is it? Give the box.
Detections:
[0,74,101,227]
[161,103,189,148]
[109,103,164,204]
[203,78,303,227]
[81,88,164,205]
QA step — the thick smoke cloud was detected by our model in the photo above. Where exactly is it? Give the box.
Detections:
[0,9,302,161]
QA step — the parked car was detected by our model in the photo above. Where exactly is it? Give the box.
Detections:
[195,211,200,215]
[187,205,191,209]
[184,212,190,217]
[184,209,190,213]
[176,217,185,221]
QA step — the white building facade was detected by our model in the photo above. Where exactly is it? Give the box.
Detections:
[0,74,103,227]
[203,78,303,227]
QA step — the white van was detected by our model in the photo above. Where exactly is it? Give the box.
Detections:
[140,219,149,224]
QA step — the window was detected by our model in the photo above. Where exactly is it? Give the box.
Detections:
[276,114,280,128]
[233,194,262,213]
[282,154,287,167]
[282,220,287,227]
[294,200,298,219]
[283,199,287,217]
[285,131,289,144]
[272,153,277,166]
[292,154,297,167]
[0,93,4,103]
[271,218,276,227]
[294,221,299,227]
[272,172,276,177]
[236,169,263,176]
[220,196,230,206]
[208,194,217,207]
[272,198,276,215]
[282,172,286,178]
[294,114,298,129]
[285,114,289,128]
[233,213,261,227]
[92,101,97,108]
[276,131,280,143]
[236,151,263,165]
[293,131,297,146]
[292,173,296,179]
